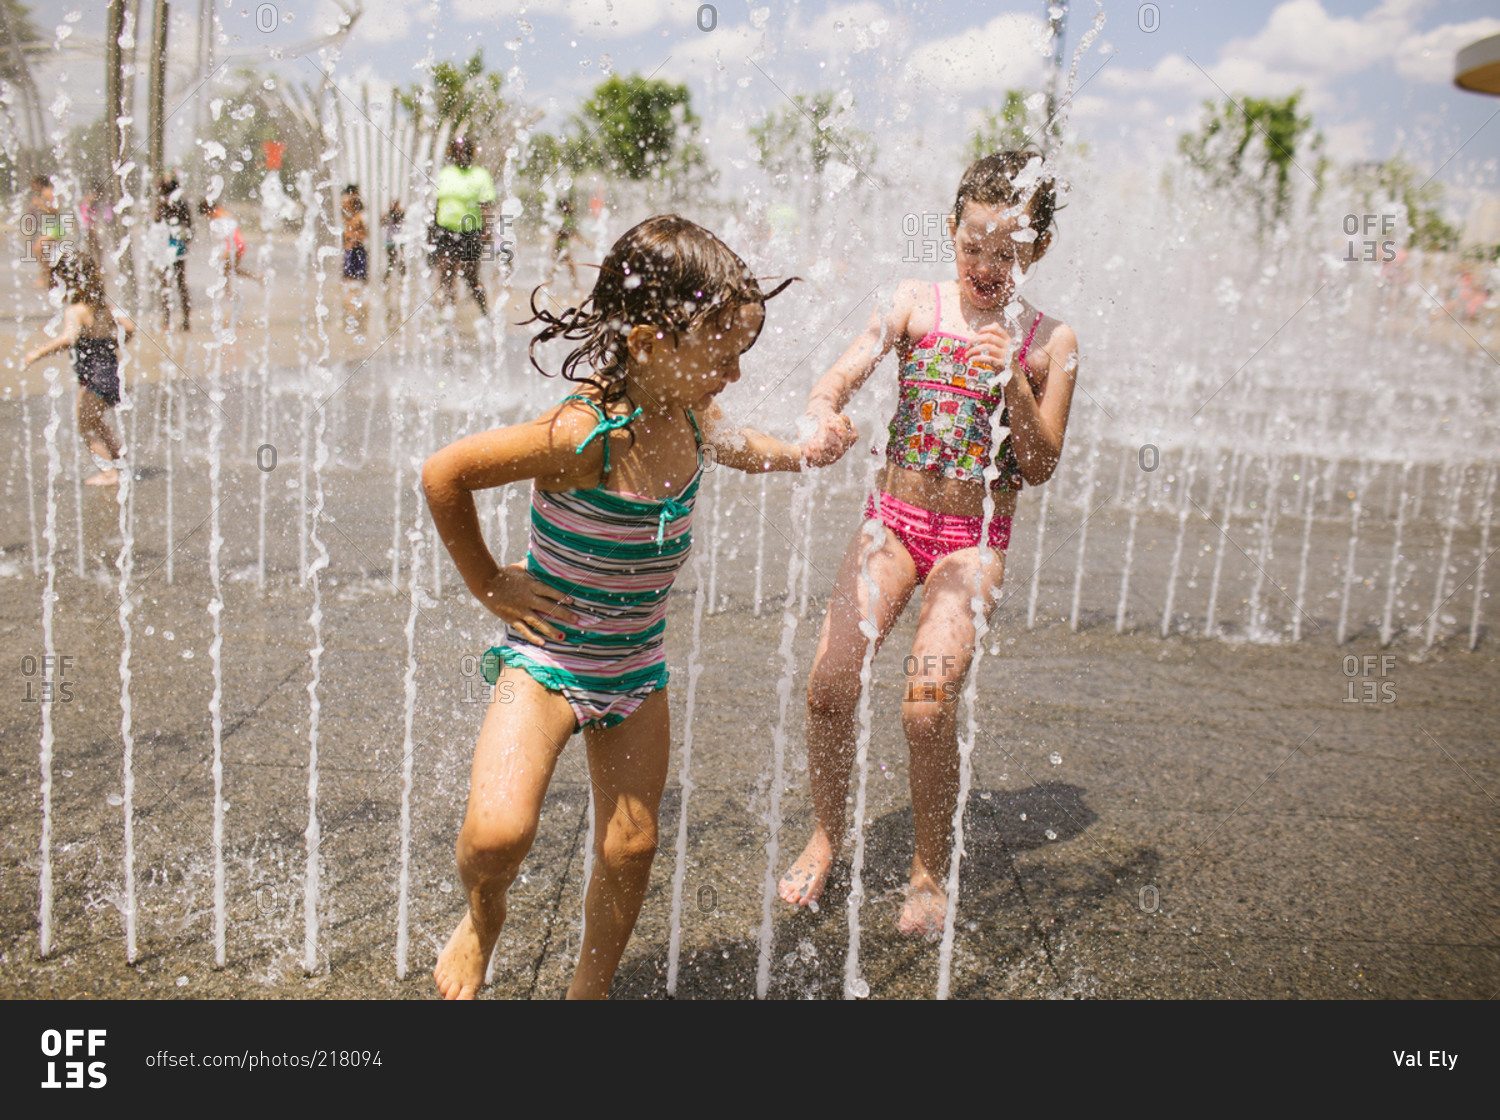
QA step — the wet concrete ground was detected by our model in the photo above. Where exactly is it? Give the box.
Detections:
[1,377,1496,1000]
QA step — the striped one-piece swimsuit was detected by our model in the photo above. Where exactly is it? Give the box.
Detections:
[481,395,702,730]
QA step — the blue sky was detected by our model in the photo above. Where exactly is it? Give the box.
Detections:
[22,1,1500,199]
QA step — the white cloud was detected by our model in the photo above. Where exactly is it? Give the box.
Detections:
[781,2,902,56]
[449,0,677,38]
[1319,119,1375,163]
[1393,17,1500,83]
[1097,53,1212,98]
[322,0,417,45]
[1215,1,1500,89]
[1219,0,1400,79]
[901,12,1051,96]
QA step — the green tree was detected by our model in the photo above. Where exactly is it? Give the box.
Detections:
[1344,156,1458,252]
[400,49,507,144]
[521,73,707,213]
[965,90,1046,161]
[750,90,871,180]
[1178,92,1324,224]
[573,74,704,181]
[0,0,49,181]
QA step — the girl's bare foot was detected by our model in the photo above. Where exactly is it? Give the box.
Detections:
[778,832,834,908]
[434,912,493,1000]
[83,469,119,486]
[896,883,946,940]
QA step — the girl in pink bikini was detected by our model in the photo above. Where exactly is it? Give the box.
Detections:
[780,150,1079,936]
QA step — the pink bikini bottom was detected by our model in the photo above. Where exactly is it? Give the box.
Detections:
[864,492,1012,582]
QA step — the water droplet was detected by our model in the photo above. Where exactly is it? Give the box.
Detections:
[1019,812,1027,821]
[107,794,123,807]
[438,881,453,893]
[1049,751,1062,765]
[846,977,869,998]
[1045,828,1058,841]
[176,975,188,987]
[163,630,175,641]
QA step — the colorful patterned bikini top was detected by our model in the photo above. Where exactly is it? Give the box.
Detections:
[886,282,1044,491]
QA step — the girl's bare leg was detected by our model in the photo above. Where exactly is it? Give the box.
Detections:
[77,387,121,485]
[897,546,1006,937]
[434,665,576,999]
[569,687,673,999]
[779,521,917,907]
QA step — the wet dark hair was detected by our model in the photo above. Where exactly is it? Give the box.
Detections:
[447,136,473,166]
[953,149,1058,238]
[523,214,793,412]
[53,250,106,310]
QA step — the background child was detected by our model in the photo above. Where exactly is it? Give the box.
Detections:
[23,253,136,486]
[382,199,406,282]
[780,150,1080,937]
[27,175,62,289]
[423,214,837,999]
[199,197,261,293]
[341,184,368,331]
[156,174,192,331]
[429,135,493,318]
[549,193,594,293]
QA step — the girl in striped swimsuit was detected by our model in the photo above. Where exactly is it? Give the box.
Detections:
[424,215,837,999]
[780,152,1081,937]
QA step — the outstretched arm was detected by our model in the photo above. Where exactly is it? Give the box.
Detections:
[697,402,815,473]
[23,305,84,367]
[801,281,915,465]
